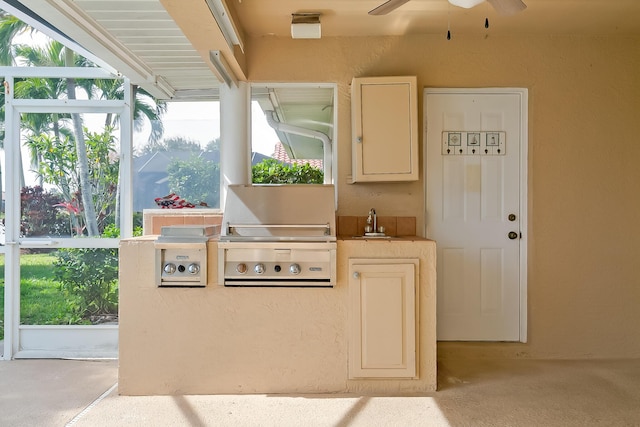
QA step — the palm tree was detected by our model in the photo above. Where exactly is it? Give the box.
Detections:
[14,42,72,186]
[0,11,32,65]
[89,76,167,144]
[0,13,65,226]
[0,12,32,191]
[0,13,166,233]
[9,38,100,234]
[86,78,166,227]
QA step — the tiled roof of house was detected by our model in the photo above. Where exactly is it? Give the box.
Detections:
[271,142,323,169]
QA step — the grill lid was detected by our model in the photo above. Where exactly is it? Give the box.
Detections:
[156,225,218,244]
[221,185,336,242]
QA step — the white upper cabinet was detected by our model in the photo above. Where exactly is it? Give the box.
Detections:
[350,76,419,182]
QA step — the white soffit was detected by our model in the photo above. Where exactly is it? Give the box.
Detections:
[8,0,220,100]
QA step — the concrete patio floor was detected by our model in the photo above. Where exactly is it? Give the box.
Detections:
[1,357,639,426]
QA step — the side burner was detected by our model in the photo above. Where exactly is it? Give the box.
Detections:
[155,225,217,287]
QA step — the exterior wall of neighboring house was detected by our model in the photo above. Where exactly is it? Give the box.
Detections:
[240,34,640,359]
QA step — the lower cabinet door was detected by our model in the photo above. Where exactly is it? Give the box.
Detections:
[348,259,418,378]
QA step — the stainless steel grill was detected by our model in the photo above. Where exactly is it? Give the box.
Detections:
[218,185,337,287]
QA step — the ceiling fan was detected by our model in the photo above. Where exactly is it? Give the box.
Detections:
[369,0,527,16]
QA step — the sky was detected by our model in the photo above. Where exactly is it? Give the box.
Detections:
[131,100,278,156]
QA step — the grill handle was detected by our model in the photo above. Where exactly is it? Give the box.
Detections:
[226,223,332,236]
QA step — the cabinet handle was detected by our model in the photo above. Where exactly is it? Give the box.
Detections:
[353,271,360,279]
[356,136,362,143]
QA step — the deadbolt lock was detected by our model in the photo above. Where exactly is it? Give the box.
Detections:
[508,214,516,221]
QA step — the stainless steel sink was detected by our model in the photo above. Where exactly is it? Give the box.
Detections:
[364,232,386,237]
[352,235,394,240]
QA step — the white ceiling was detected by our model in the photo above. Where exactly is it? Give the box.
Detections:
[232,0,640,37]
[73,0,217,91]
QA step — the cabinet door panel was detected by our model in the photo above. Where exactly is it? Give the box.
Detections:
[349,260,417,378]
[361,83,412,174]
[361,273,407,367]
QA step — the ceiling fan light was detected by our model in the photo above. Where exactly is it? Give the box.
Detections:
[448,0,485,9]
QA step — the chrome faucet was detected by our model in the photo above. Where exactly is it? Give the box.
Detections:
[367,208,377,234]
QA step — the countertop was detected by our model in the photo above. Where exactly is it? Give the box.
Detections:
[337,235,432,242]
[129,235,432,242]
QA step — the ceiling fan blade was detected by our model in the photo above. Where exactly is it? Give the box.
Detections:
[487,0,527,15]
[368,0,411,16]
[448,0,484,9]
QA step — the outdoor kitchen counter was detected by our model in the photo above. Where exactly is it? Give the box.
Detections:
[118,236,436,395]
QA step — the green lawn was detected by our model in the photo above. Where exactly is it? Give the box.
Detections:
[0,253,91,341]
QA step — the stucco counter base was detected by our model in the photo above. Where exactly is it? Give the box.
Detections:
[118,237,436,395]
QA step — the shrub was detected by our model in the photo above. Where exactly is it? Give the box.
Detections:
[252,159,324,184]
[54,246,118,318]
[53,225,142,319]
[20,186,68,237]
[53,225,136,320]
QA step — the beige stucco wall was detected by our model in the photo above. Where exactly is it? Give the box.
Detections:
[245,34,640,359]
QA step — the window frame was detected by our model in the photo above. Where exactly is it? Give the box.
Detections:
[249,82,338,186]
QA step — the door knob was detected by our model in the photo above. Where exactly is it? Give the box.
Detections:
[508,231,519,240]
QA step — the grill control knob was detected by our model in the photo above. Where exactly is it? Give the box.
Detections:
[289,263,301,275]
[163,263,176,274]
[236,263,247,274]
[187,263,200,275]
[254,263,266,274]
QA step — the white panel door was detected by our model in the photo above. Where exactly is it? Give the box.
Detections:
[425,88,527,341]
